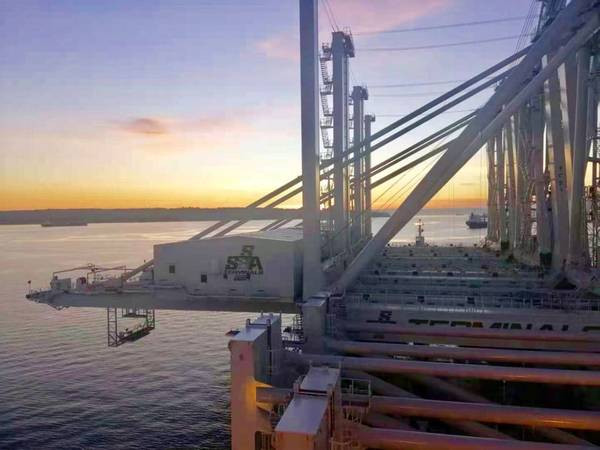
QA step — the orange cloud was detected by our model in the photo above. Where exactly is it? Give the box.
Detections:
[121,117,170,135]
[114,112,259,154]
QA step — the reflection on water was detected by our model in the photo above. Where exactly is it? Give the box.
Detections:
[0,210,485,449]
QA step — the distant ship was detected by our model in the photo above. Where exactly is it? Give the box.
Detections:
[41,221,88,227]
[465,212,487,229]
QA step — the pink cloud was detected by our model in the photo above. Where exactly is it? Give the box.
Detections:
[326,0,450,34]
[256,0,451,61]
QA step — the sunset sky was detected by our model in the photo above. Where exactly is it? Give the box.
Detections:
[0,0,533,211]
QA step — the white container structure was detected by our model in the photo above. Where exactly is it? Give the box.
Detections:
[153,228,303,300]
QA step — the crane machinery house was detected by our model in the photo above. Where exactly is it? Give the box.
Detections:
[153,228,303,299]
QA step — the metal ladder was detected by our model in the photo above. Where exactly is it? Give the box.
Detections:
[319,41,334,158]
[332,378,371,450]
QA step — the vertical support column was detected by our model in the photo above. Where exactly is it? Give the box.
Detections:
[344,48,351,244]
[506,118,517,250]
[351,86,367,244]
[532,91,552,265]
[544,67,571,270]
[486,139,498,242]
[496,132,508,250]
[332,31,354,257]
[587,54,599,267]
[364,115,375,238]
[299,0,322,298]
[301,295,327,353]
[568,45,591,269]
[513,111,527,249]
[561,54,578,154]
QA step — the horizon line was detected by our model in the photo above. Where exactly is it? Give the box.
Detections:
[0,205,488,213]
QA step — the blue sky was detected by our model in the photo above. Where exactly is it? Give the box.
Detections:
[0,0,535,210]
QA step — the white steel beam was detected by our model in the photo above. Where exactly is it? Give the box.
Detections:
[544,66,572,269]
[351,86,367,241]
[568,44,592,268]
[487,139,499,242]
[496,132,508,249]
[364,115,375,237]
[506,119,518,249]
[531,91,553,263]
[299,0,323,298]
[332,31,352,256]
[562,54,578,150]
[513,111,529,250]
[586,53,598,266]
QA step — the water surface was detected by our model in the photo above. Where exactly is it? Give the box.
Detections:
[0,210,485,449]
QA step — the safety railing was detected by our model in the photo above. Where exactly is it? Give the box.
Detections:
[344,290,600,313]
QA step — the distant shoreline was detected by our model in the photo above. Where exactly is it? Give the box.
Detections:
[0,207,391,226]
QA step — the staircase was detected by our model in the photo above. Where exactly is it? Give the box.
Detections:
[320,42,334,159]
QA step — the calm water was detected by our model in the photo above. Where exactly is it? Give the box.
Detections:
[0,210,485,449]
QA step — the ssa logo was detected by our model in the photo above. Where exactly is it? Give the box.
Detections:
[223,245,264,281]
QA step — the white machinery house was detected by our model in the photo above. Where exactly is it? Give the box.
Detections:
[154,228,303,299]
